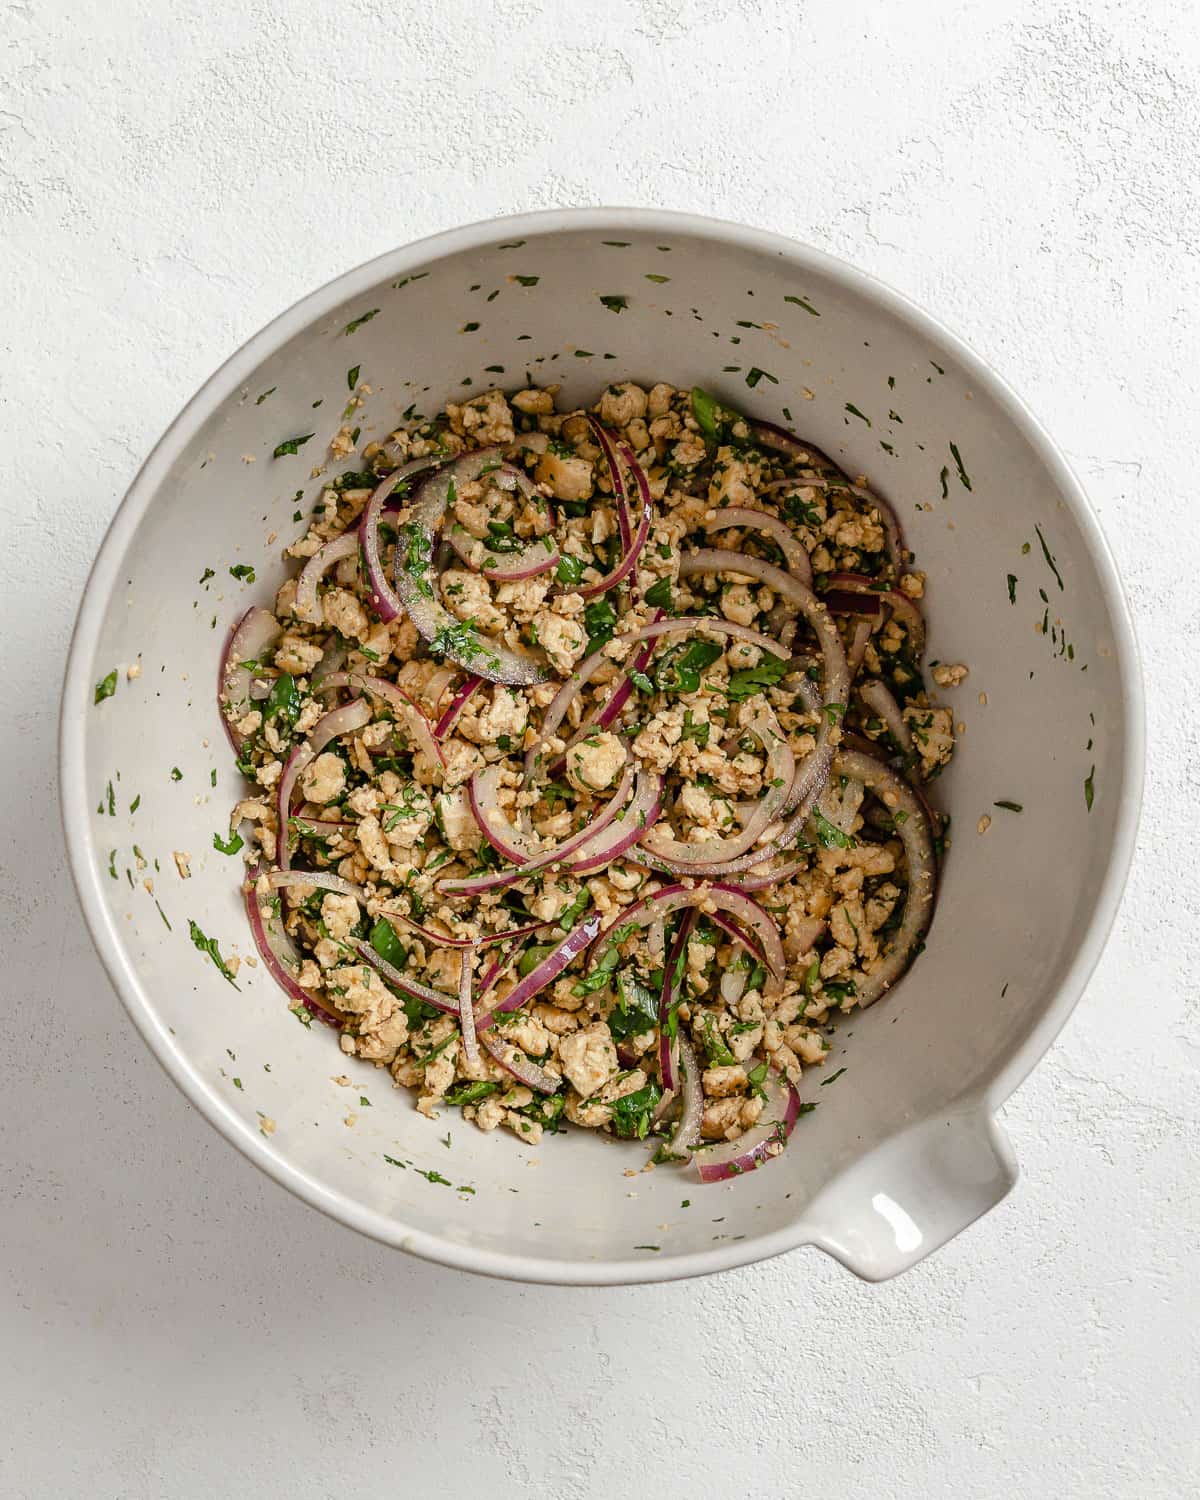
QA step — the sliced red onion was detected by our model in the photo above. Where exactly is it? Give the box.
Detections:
[658,909,697,1090]
[735,859,806,892]
[318,672,444,768]
[294,532,360,624]
[480,1029,560,1095]
[475,913,602,1033]
[434,673,483,739]
[750,421,908,568]
[459,949,480,1069]
[565,769,664,874]
[393,451,549,685]
[820,572,925,654]
[833,747,936,1008]
[858,677,915,760]
[268,869,366,902]
[439,760,636,898]
[351,937,464,1018]
[847,617,874,679]
[311,639,349,697]
[588,881,784,979]
[275,743,313,871]
[360,456,444,623]
[468,764,542,864]
[445,460,559,581]
[579,418,653,597]
[219,607,281,749]
[701,506,812,586]
[669,1035,704,1156]
[695,1067,803,1182]
[638,707,793,873]
[307,697,372,757]
[243,868,342,1028]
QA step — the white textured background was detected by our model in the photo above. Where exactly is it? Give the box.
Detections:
[2,2,1197,1495]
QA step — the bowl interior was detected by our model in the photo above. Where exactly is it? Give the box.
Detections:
[65,214,1137,1279]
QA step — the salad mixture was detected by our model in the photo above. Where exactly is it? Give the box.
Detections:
[220,380,955,1180]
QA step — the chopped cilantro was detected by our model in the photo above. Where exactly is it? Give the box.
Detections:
[187,919,240,988]
[725,655,790,700]
[643,576,673,610]
[228,563,255,583]
[94,670,118,704]
[1084,766,1095,812]
[609,1081,662,1140]
[784,294,819,315]
[950,441,972,491]
[599,294,628,313]
[993,799,1023,813]
[821,1067,847,1086]
[343,309,379,335]
[170,766,182,781]
[272,433,314,458]
[812,809,855,850]
[555,553,585,586]
[213,829,244,855]
[512,274,539,286]
[347,364,360,389]
[254,387,275,405]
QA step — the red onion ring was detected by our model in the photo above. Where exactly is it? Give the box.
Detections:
[393,451,549,686]
[468,764,541,864]
[369,909,552,951]
[350,937,465,1019]
[294,533,360,624]
[480,1029,560,1094]
[318,672,444,768]
[638,707,793,873]
[832,747,937,1008]
[441,758,637,898]
[700,506,813,586]
[444,460,560,581]
[268,869,366,902]
[243,867,342,1028]
[578,418,653,597]
[219,607,281,749]
[564,769,664,874]
[858,677,915,760]
[359,456,444,624]
[694,1066,803,1182]
[588,882,785,980]
[474,913,603,1033]
[434,673,483,739]
[459,948,480,1068]
[658,908,697,1090]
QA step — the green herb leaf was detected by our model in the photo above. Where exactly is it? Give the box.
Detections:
[784,294,820,315]
[347,364,360,390]
[263,672,301,729]
[343,309,379,335]
[229,563,255,583]
[629,670,654,694]
[94,670,118,704]
[608,970,660,1042]
[1007,573,1017,605]
[609,1081,663,1139]
[1084,766,1095,812]
[213,829,244,855]
[812,808,855,850]
[445,1080,501,1107]
[512,274,539,286]
[950,441,972,491]
[255,388,276,405]
[655,638,723,695]
[746,367,777,389]
[555,553,584,586]
[643,576,673,609]
[272,433,315,458]
[993,799,1023,813]
[187,919,240,988]
[725,655,789,701]
[599,294,628,313]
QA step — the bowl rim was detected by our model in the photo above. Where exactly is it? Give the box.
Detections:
[59,206,1145,1285]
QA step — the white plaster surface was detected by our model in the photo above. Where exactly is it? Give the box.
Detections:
[2,1,1197,1494]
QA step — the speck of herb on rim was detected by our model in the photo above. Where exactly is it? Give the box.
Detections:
[950,441,972,490]
[993,799,1023,813]
[1084,766,1095,812]
[645,273,670,283]
[820,1067,847,1086]
[745,367,777,388]
[254,387,275,405]
[939,465,949,499]
[94,670,118,704]
[347,364,360,390]
[844,402,871,425]
[784,294,819,315]
[1007,573,1017,604]
[512,274,539,287]
[599,294,628,313]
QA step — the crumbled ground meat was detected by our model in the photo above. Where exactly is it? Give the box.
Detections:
[224,379,954,1157]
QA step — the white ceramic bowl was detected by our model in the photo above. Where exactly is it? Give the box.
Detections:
[60,209,1142,1284]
